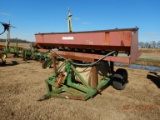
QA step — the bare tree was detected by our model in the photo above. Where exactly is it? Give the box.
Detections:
[139,40,160,49]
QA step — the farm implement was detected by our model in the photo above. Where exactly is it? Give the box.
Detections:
[0,21,51,65]
[0,50,7,65]
[37,9,141,101]
[0,21,23,57]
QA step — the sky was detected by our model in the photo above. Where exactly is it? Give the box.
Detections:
[0,0,160,42]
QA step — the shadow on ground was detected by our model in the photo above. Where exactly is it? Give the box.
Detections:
[0,61,19,67]
[147,71,160,88]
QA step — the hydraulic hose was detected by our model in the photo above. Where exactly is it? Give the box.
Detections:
[51,49,115,67]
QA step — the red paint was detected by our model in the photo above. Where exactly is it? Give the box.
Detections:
[35,28,140,63]
[35,30,132,47]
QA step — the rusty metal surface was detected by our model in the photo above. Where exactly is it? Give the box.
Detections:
[52,56,57,72]
[129,30,141,63]
[35,28,138,35]
[50,51,130,63]
[35,29,135,47]
[105,31,132,46]
[36,27,140,63]
[38,49,49,53]
[91,66,98,88]
[36,43,130,51]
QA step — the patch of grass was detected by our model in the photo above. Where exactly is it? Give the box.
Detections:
[133,58,160,67]
[140,49,160,54]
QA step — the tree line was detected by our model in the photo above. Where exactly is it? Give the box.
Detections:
[0,38,30,43]
[139,40,160,49]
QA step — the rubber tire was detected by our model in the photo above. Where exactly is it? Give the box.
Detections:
[0,51,7,65]
[0,51,7,59]
[3,53,7,59]
[42,59,51,69]
[112,68,128,90]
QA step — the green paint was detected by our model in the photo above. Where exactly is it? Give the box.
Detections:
[43,60,111,101]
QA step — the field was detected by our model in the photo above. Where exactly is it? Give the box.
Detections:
[0,43,160,120]
[0,42,31,47]
[136,49,160,67]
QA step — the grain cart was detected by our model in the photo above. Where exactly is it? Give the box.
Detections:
[36,9,141,101]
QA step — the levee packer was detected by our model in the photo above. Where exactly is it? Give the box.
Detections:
[37,9,141,101]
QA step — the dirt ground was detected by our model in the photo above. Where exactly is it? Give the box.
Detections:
[0,54,160,120]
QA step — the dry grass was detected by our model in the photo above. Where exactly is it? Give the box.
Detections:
[0,55,160,120]
[135,49,160,67]
[133,58,160,67]
[0,42,30,48]
[140,49,160,55]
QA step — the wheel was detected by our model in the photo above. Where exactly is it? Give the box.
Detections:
[0,51,7,65]
[112,68,128,90]
[0,52,7,59]
[42,59,52,69]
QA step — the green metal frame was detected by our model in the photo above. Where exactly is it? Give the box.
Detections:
[4,41,23,57]
[42,59,53,69]
[22,49,51,61]
[2,21,23,57]
[39,60,111,101]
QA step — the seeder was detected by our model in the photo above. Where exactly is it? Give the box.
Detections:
[36,9,141,100]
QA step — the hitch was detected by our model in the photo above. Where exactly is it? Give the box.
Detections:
[38,60,111,101]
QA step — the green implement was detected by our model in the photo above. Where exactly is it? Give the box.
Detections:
[38,60,112,101]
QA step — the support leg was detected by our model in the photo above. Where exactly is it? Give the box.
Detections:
[91,65,98,88]
[110,61,114,74]
[52,56,57,72]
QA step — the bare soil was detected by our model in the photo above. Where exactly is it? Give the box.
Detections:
[0,54,160,120]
